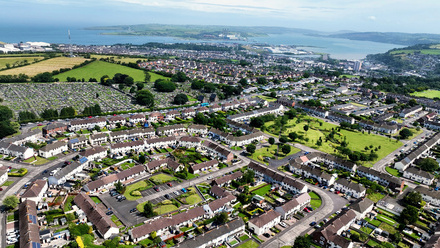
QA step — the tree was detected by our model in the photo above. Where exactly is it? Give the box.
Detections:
[282,144,291,154]
[154,80,176,92]
[60,107,76,117]
[268,137,275,145]
[213,212,229,225]
[404,191,423,207]
[3,195,19,209]
[135,90,155,107]
[269,91,277,98]
[114,181,124,193]
[249,117,265,128]
[143,201,156,217]
[293,236,311,248]
[279,137,288,143]
[144,71,151,82]
[139,155,146,164]
[303,125,309,132]
[194,113,209,125]
[400,205,419,224]
[399,128,413,139]
[136,82,145,91]
[257,77,267,85]
[103,237,120,248]
[408,98,418,107]
[289,132,299,142]
[238,78,248,86]
[32,72,54,82]
[0,121,16,139]
[418,157,439,172]
[191,80,204,90]
[41,108,58,119]
[173,94,189,105]
[241,170,255,184]
[246,144,256,154]
[171,71,187,82]
[391,232,402,243]
[19,111,37,121]
[0,106,13,121]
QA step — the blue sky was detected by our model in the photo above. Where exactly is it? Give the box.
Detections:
[1,0,439,33]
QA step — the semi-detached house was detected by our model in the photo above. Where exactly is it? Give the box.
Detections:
[84,165,146,193]
[403,167,435,185]
[79,146,107,162]
[274,193,311,219]
[248,210,281,235]
[69,117,107,131]
[39,141,68,158]
[110,140,145,154]
[334,178,366,199]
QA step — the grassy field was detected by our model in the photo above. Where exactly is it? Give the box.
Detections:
[263,116,402,166]
[236,240,259,248]
[0,57,89,77]
[251,184,272,196]
[90,196,102,204]
[256,95,277,102]
[124,180,149,201]
[309,191,322,209]
[250,144,300,164]
[0,56,44,69]
[410,90,440,99]
[91,54,146,63]
[23,156,49,165]
[184,194,203,205]
[149,72,169,82]
[55,60,146,82]
[367,192,386,203]
[1,181,14,186]
[149,174,174,184]
[385,167,402,177]
[154,204,178,215]
[390,49,440,55]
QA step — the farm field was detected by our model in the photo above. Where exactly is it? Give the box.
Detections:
[0,56,44,70]
[263,116,402,166]
[410,90,440,99]
[91,54,147,63]
[390,49,440,55]
[0,56,90,77]
[55,60,146,82]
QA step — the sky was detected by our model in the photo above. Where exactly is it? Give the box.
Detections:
[1,0,439,34]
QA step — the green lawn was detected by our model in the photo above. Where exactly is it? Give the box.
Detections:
[110,214,123,227]
[411,90,440,99]
[385,167,402,177]
[184,194,203,205]
[149,71,170,82]
[239,234,250,241]
[236,240,259,248]
[365,217,381,227]
[379,222,397,234]
[154,204,178,215]
[1,181,14,186]
[377,214,397,226]
[309,191,322,209]
[63,195,75,212]
[124,180,152,201]
[149,174,174,184]
[263,116,402,166]
[90,196,102,204]
[23,156,50,165]
[56,60,146,82]
[251,184,272,196]
[360,226,373,234]
[367,193,385,203]
[250,144,300,164]
[367,239,380,247]
[256,95,277,102]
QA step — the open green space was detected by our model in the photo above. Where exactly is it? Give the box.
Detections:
[308,191,322,209]
[410,90,440,99]
[250,144,300,164]
[390,49,440,55]
[23,156,50,165]
[365,217,381,227]
[385,167,402,177]
[184,194,203,205]
[149,173,174,184]
[256,95,277,102]
[236,240,259,248]
[367,193,385,203]
[149,72,170,82]
[63,195,75,212]
[154,204,179,215]
[360,226,373,234]
[55,60,146,82]
[367,239,380,247]
[239,234,250,242]
[124,180,153,201]
[263,116,402,166]
[177,187,203,205]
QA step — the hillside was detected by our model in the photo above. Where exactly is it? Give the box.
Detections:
[329,32,440,46]
[0,57,89,77]
[55,60,146,82]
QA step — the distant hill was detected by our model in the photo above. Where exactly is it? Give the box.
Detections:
[328,32,440,46]
[86,24,440,46]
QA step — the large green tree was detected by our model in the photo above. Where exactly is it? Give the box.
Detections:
[143,201,156,217]
[135,90,155,107]
[282,144,291,154]
[0,106,13,121]
[3,195,19,209]
[418,157,439,172]
[293,236,311,248]
[246,144,256,154]
[400,205,419,224]
[404,191,423,207]
[399,128,413,139]
[173,94,189,105]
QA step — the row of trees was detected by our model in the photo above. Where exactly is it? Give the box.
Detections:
[0,105,17,138]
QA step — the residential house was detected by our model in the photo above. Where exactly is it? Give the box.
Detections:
[179,136,201,149]
[68,135,88,150]
[400,105,423,118]
[275,193,311,219]
[212,171,243,187]
[356,166,404,193]
[201,140,234,162]
[145,137,177,149]
[165,110,180,121]
[210,104,222,113]
[248,210,282,235]
[415,186,440,206]
[69,117,107,131]
[43,122,68,136]
[39,141,68,158]
[0,141,34,160]
[334,178,366,199]
[108,116,126,126]
[277,97,295,107]
[227,105,285,122]
[156,124,185,136]
[181,108,196,119]
[20,179,48,203]
[49,159,88,185]
[89,133,108,146]
[84,165,146,193]
[19,200,41,248]
[129,114,145,124]
[79,146,107,162]
[403,167,435,185]
[74,193,119,239]
[196,107,209,114]
[210,185,229,199]
[350,198,374,220]
[110,140,145,154]
[187,124,208,136]
[149,112,164,123]
[190,159,218,174]
[0,167,8,186]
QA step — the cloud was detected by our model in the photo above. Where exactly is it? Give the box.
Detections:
[368,16,377,21]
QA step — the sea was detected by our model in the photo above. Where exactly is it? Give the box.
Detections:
[0,25,404,60]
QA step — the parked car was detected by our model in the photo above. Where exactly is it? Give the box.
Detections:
[154,186,160,192]
[106,211,113,215]
[310,222,317,226]
[307,206,314,211]
[181,188,187,193]
[167,183,172,187]
[164,194,170,199]
[263,233,271,238]
[303,207,310,213]
[129,208,137,213]
[279,222,287,228]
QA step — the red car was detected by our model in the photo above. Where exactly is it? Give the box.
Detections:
[37,123,43,126]
[335,191,340,194]
[303,207,310,213]
[167,183,172,187]
[153,186,160,192]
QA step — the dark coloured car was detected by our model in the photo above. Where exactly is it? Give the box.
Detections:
[164,194,170,199]
[263,233,271,238]
[129,208,137,213]
[310,222,317,226]
[106,211,113,215]
[42,170,48,175]
[154,186,160,192]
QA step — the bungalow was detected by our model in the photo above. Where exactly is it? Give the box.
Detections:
[43,122,68,136]
[156,124,185,136]
[212,171,243,187]
[179,136,201,149]
[68,135,88,150]
[146,158,168,172]
[334,178,366,199]
[210,185,229,199]
[275,193,311,219]
[181,108,196,119]
[39,141,68,158]
[110,140,145,154]
[190,159,219,174]
[89,133,108,146]
[79,146,107,162]
[206,194,236,215]
[415,185,440,206]
[311,209,356,248]
[69,117,107,131]
[149,112,164,123]
[84,165,146,193]
[248,210,281,235]
[21,179,48,203]
[187,124,208,136]
[403,167,435,185]
[129,114,145,124]
[74,193,119,239]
